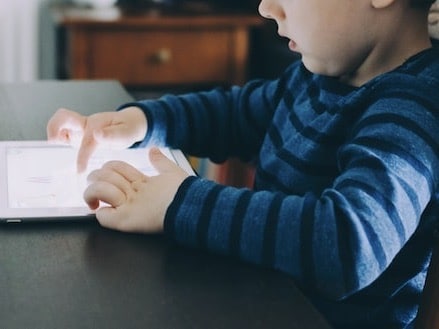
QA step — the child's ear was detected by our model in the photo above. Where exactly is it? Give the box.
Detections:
[371,0,396,9]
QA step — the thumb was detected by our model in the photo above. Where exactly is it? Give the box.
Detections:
[149,147,178,174]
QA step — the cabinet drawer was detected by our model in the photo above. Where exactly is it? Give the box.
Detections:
[86,29,233,86]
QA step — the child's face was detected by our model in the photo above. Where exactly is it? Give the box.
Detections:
[259,0,376,80]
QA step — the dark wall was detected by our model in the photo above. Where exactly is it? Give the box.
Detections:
[249,20,300,80]
[116,0,258,10]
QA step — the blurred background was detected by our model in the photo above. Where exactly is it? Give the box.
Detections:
[0,0,436,184]
[0,0,299,185]
[0,0,298,87]
[1,0,437,86]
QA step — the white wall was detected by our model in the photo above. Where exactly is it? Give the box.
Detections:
[0,0,55,82]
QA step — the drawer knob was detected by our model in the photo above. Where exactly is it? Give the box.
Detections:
[152,48,172,64]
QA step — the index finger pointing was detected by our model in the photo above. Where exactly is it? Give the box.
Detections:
[77,131,98,173]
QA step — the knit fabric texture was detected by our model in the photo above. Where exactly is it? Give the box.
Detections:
[123,47,439,329]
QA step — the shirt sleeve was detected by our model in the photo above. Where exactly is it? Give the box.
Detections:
[118,64,297,163]
[163,92,439,301]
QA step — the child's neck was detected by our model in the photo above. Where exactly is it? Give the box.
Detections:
[340,40,432,87]
[340,9,432,87]
[340,25,432,87]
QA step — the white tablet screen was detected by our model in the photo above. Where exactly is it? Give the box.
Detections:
[6,146,172,209]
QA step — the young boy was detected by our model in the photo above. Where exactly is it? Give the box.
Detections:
[47,0,439,328]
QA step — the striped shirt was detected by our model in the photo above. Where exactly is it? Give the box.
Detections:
[126,47,439,329]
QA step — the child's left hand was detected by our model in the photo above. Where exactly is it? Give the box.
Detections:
[84,147,189,233]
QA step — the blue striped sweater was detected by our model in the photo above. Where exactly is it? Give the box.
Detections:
[125,47,439,329]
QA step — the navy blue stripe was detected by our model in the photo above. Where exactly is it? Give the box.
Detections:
[261,81,277,116]
[196,185,223,248]
[267,121,283,149]
[283,88,294,110]
[333,203,359,295]
[288,110,345,146]
[197,93,222,152]
[229,191,252,257]
[364,90,439,119]
[396,176,422,216]
[353,136,434,192]
[178,97,197,150]
[163,176,197,236]
[255,163,334,195]
[241,80,270,136]
[308,82,327,115]
[157,99,175,145]
[266,127,338,176]
[273,66,293,107]
[278,147,337,176]
[343,153,423,221]
[352,113,439,159]
[261,193,283,267]
[300,193,317,288]
[336,178,406,245]
[254,168,298,194]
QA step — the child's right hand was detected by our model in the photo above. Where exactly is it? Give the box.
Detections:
[47,106,147,173]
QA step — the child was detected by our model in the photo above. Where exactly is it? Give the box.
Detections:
[47,0,439,328]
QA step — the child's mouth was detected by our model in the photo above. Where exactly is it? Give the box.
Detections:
[288,39,297,51]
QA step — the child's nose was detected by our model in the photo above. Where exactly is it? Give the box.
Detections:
[258,0,273,19]
[258,0,284,21]
[258,0,269,19]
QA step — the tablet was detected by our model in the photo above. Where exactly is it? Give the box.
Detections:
[0,141,195,223]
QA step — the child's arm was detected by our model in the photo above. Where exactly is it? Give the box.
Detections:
[118,65,294,163]
[154,78,439,301]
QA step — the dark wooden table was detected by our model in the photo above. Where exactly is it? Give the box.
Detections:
[0,81,332,329]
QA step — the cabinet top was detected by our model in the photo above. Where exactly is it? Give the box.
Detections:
[52,4,265,28]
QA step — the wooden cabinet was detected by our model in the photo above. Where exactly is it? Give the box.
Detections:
[52,6,263,88]
[52,5,262,187]
[87,29,241,85]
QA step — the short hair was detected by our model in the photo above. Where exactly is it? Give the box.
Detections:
[410,0,436,8]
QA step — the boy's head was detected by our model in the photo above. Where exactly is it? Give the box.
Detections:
[259,0,434,86]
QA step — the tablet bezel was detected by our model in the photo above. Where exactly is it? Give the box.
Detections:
[0,141,195,223]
